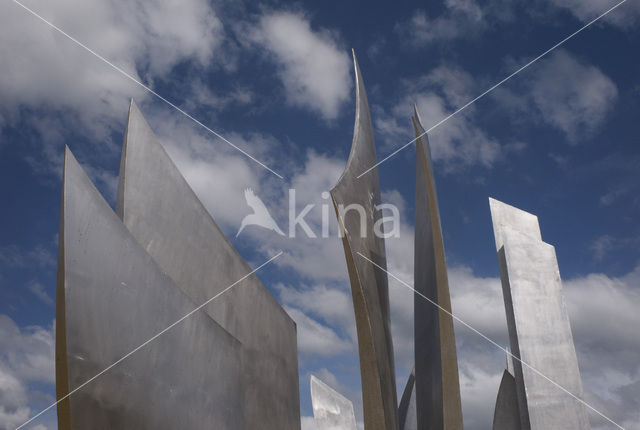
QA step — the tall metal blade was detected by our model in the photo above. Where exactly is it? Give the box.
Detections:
[330,51,398,430]
[115,100,300,429]
[57,148,243,429]
[412,106,463,429]
[489,198,591,430]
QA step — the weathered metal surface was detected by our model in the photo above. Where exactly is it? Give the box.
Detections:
[330,51,398,430]
[115,100,300,429]
[492,370,521,430]
[56,148,244,429]
[489,198,591,430]
[412,106,463,430]
[310,375,357,430]
[398,368,417,430]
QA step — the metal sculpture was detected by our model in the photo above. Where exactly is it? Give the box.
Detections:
[398,368,417,430]
[330,51,399,430]
[310,375,357,430]
[412,107,464,429]
[492,349,521,430]
[489,198,591,430]
[56,148,243,429]
[116,100,300,430]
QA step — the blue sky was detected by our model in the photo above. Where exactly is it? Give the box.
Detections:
[0,0,639,429]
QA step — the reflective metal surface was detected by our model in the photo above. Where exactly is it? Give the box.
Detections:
[56,148,243,429]
[116,101,300,429]
[490,198,591,430]
[310,375,357,430]
[330,52,398,430]
[412,107,463,429]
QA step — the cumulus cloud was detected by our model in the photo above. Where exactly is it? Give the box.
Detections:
[0,0,228,191]
[249,11,352,120]
[285,306,353,357]
[396,0,486,46]
[527,50,618,142]
[277,283,355,336]
[0,0,223,132]
[0,365,31,430]
[0,315,55,430]
[375,64,502,170]
[495,49,618,143]
[547,0,640,29]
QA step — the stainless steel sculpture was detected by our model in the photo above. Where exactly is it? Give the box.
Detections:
[398,368,417,430]
[412,107,464,429]
[115,100,300,429]
[330,52,398,430]
[489,198,591,430]
[56,148,244,429]
[310,375,357,430]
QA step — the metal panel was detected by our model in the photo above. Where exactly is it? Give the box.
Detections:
[115,100,300,429]
[330,51,398,430]
[412,106,463,429]
[488,198,541,252]
[56,148,243,429]
[492,370,521,430]
[310,375,357,430]
[490,199,591,430]
[398,368,417,430]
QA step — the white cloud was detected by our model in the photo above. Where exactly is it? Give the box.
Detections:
[249,11,352,120]
[0,0,225,186]
[528,50,618,142]
[547,0,640,29]
[285,306,353,357]
[375,64,502,170]
[0,365,31,430]
[396,0,486,46]
[277,283,355,337]
[27,282,54,307]
[0,315,55,430]
[300,415,317,430]
[495,50,618,143]
[0,316,55,385]
[0,0,222,126]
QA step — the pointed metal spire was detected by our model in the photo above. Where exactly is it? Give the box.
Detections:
[330,51,399,430]
[115,100,300,429]
[412,107,463,429]
[57,147,243,429]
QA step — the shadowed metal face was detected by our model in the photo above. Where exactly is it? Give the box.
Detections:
[398,368,417,430]
[492,369,521,430]
[56,148,243,429]
[412,106,463,430]
[330,51,398,430]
